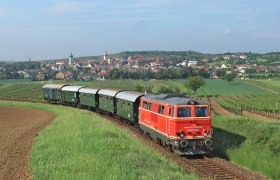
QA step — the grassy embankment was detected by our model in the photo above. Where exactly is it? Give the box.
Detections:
[212,115,280,179]
[0,101,197,179]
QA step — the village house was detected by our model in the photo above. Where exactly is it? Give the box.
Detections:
[56,72,65,79]
[200,58,209,63]
[223,55,231,60]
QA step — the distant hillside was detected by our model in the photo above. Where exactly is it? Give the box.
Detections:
[26,51,280,64]
[113,50,206,59]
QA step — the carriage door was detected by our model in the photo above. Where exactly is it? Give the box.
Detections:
[167,106,174,135]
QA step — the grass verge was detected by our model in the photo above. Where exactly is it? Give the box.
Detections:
[0,101,197,180]
[212,115,280,179]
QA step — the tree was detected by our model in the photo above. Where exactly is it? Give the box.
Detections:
[222,72,237,84]
[184,76,206,94]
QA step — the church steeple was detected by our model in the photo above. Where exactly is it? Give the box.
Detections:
[103,50,108,61]
[69,52,74,67]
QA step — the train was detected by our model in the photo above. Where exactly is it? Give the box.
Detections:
[42,84,213,155]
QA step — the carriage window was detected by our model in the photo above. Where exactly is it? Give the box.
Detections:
[158,105,164,115]
[177,107,191,117]
[195,106,208,117]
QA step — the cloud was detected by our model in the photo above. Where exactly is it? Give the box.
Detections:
[45,1,98,15]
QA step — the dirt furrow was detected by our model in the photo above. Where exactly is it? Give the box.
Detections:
[0,106,56,180]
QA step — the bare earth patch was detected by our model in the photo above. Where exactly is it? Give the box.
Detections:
[0,106,56,180]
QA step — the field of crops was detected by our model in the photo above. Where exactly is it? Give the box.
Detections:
[0,84,43,101]
[215,94,280,118]
[0,79,271,102]
[243,79,280,92]
[156,79,269,96]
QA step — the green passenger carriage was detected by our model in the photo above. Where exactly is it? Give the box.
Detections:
[98,89,123,114]
[78,88,100,110]
[61,86,84,106]
[115,91,144,123]
[42,84,68,103]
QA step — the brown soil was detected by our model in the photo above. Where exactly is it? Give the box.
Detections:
[208,97,234,116]
[0,106,56,180]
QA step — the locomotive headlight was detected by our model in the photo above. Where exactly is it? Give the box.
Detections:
[176,131,185,138]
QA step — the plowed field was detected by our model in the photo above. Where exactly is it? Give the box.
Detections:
[0,106,55,179]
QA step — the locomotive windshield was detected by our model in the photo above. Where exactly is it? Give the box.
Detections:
[195,106,208,117]
[177,107,191,117]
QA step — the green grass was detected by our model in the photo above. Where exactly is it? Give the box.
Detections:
[255,58,270,63]
[243,79,280,92]
[152,79,269,96]
[212,115,280,179]
[0,101,197,180]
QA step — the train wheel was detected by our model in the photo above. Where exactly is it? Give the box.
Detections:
[169,145,174,152]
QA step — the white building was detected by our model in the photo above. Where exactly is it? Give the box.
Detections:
[188,60,197,67]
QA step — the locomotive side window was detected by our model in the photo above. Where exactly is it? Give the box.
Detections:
[169,107,174,117]
[177,107,191,117]
[143,101,152,110]
[158,105,164,115]
[195,106,208,117]
[143,101,148,109]
[147,102,152,110]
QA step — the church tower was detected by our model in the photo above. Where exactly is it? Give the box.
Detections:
[103,50,108,61]
[69,52,74,67]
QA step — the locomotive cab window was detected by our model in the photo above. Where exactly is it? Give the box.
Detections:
[177,107,191,117]
[195,106,208,117]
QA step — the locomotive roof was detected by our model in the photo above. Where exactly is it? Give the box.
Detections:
[61,86,84,92]
[42,84,68,89]
[79,87,100,94]
[142,94,207,106]
[116,91,144,102]
[98,89,123,97]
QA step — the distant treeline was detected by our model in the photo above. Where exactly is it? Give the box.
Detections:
[109,67,210,80]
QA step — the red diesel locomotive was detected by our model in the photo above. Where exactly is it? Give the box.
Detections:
[139,94,212,155]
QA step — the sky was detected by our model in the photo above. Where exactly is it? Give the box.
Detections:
[0,0,279,61]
